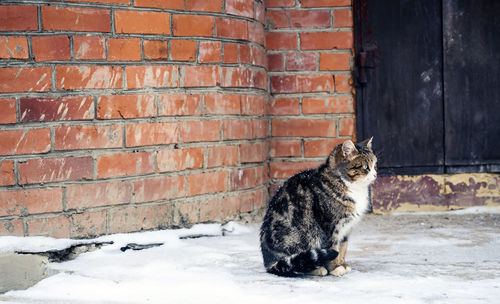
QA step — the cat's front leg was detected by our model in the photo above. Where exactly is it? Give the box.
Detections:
[327,237,351,276]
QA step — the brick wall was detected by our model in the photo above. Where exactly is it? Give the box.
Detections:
[0,0,354,238]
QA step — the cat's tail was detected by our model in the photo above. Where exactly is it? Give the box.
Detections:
[266,248,338,277]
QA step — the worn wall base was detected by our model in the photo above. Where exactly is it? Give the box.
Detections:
[372,173,500,213]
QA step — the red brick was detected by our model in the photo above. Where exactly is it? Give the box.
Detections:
[222,195,239,218]
[297,74,335,92]
[66,0,129,4]
[42,6,110,32]
[0,129,51,156]
[223,119,252,140]
[173,14,214,37]
[239,44,251,64]
[215,18,248,40]
[199,41,222,63]
[226,0,254,18]
[108,38,141,61]
[300,32,353,50]
[143,40,168,60]
[272,119,337,137]
[265,0,295,7]
[115,10,170,34]
[18,156,93,184]
[97,152,155,179]
[0,219,24,236]
[302,95,354,114]
[0,188,62,216]
[286,52,316,71]
[135,0,184,9]
[339,116,355,136]
[173,201,199,226]
[256,165,269,185]
[32,36,70,62]
[240,142,267,163]
[267,53,283,71]
[0,160,14,186]
[0,67,51,93]
[255,1,266,24]
[270,161,321,179]
[248,23,265,45]
[205,94,241,115]
[269,140,302,157]
[252,119,268,138]
[186,0,223,12]
[27,216,70,238]
[0,5,38,31]
[108,204,174,233]
[180,120,221,142]
[126,65,179,89]
[231,168,256,191]
[126,122,178,147]
[187,171,228,196]
[241,95,267,116]
[207,145,239,168]
[304,139,344,157]
[73,36,106,60]
[97,94,156,119]
[158,94,202,116]
[289,10,330,28]
[200,198,221,222]
[221,67,252,88]
[0,98,16,124]
[182,66,220,87]
[320,52,351,70]
[0,36,29,59]
[265,32,296,50]
[335,73,352,92]
[267,11,288,29]
[157,147,204,172]
[133,176,185,203]
[270,75,296,93]
[299,0,351,7]
[223,43,238,63]
[268,98,299,115]
[20,96,95,122]
[251,45,267,66]
[57,65,122,90]
[55,125,123,150]
[72,210,107,238]
[170,40,197,61]
[334,9,353,27]
[66,181,132,209]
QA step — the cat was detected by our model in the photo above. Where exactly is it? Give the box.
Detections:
[260,138,377,277]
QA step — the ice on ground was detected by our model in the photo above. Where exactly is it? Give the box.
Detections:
[1,208,500,304]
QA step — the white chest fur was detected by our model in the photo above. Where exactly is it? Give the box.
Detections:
[335,180,371,241]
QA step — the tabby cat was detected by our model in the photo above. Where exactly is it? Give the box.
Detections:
[260,138,377,277]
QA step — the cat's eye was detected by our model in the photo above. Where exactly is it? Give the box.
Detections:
[363,164,368,170]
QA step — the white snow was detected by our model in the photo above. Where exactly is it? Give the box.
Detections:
[1,208,500,303]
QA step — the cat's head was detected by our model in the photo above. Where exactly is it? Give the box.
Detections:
[327,138,377,185]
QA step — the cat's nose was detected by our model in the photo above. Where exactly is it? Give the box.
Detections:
[373,172,377,178]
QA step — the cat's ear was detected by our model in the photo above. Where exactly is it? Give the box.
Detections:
[359,137,373,150]
[342,140,357,160]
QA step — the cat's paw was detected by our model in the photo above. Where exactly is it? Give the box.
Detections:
[344,264,351,273]
[308,266,328,276]
[329,265,348,277]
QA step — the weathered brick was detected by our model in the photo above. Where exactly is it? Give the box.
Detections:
[0,98,17,124]
[135,0,184,9]
[255,165,269,185]
[286,52,316,71]
[267,53,283,71]
[0,219,24,236]
[289,10,330,28]
[207,145,239,168]
[319,52,351,70]
[107,38,141,61]
[0,160,15,186]
[339,116,355,136]
[223,43,238,63]
[299,0,351,7]
[304,139,344,157]
[71,210,106,238]
[221,67,252,88]
[173,14,214,37]
[265,32,296,50]
[215,18,248,40]
[241,95,267,116]
[334,8,353,27]
[205,94,241,115]
[226,0,254,18]
[269,140,302,157]
[272,119,337,137]
[73,36,106,60]
[158,94,202,116]
[18,156,93,184]
[143,40,168,60]
[183,66,220,87]
[170,40,197,61]
[55,125,123,150]
[248,23,265,45]
[0,67,51,93]
[223,119,252,140]
[270,161,320,179]
[297,74,335,92]
[0,5,38,31]
[300,32,353,50]
[186,0,223,12]
[239,44,251,64]
[187,171,228,196]
[97,152,155,179]
[0,188,63,216]
[133,175,185,203]
[255,1,266,24]
[157,147,204,172]
[265,0,295,8]
[231,167,256,191]
[66,0,129,4]
[0,129,51,156]
[32,36,71,62]
[199,41,222,63]
[240,142,267,163]
[66,181,132,209]
[97,94,156,119]
[108,204,174,233]
[173,200,199,227]
[115,10,170,34]
[267,11,288,29]
[180,120,221,142]
[27,216,70,238]
[302,95,354,114]
[42,6,111,32]
[0,36,29,59]
[270,75,296,94]
[252,119,268,138]
[20,96,95,122]
[335,73,352,92]
[222,195,239,218]
[126,122,178,147]
[268,98,300,115]
[126,65,179,89]
[56,65,122,90]
[251,45,266,66]
[199,198,221,222]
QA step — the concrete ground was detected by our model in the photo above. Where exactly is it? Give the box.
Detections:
[1,209,500,303]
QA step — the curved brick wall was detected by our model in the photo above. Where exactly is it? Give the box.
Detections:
[0,0,269,237]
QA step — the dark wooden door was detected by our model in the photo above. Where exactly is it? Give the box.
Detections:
[354,0,500,175]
